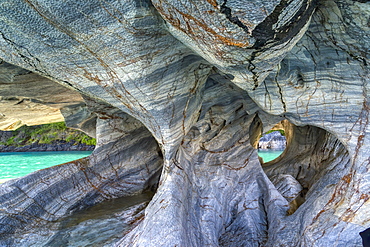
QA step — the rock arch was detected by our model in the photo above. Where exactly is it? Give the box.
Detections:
[0,0,368,246]
[0,97,163,245]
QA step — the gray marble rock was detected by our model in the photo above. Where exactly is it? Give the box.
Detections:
[0,0,368,246]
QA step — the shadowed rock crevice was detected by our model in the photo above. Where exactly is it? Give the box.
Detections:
[252,0,317,48]
[264,121,351,220]
[219,1,251,34]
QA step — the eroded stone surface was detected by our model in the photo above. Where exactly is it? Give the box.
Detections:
[152,0,316,89]
[0,0,368,246]
[0,60,88,130]
[118,78,289,246]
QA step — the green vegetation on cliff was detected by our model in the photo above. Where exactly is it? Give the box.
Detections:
[264,129,285,136]
[0,122,96,147]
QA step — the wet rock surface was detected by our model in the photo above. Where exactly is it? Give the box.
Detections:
[0,0,368,246]
[12,193,152,247]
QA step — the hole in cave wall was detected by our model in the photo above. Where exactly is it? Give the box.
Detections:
[249,116,289,165]
[66,109,164,213]
[257,120,287,163]
[272,122,350,215]
[0,60,99,181]
[250,115,351,215]
[58,94,165,212]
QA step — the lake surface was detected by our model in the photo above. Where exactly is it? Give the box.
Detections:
[0,151,92,181]
[258,149,284,163]
[0,150,282,182]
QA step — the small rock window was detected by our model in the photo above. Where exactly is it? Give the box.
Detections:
[258,126,286,163]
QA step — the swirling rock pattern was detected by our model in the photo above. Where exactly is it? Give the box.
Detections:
[0,0,368,246]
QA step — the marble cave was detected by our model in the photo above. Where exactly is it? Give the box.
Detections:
[0,0,369,246]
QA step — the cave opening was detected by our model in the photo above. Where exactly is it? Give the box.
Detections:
[0,95,165,246]
[260,120,351,216]
[40,110,165,246]
[0,122,95,182]
[249,114,351,216]
[257,120,287,163]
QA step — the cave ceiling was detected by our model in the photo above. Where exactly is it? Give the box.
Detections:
[0,0,369,246]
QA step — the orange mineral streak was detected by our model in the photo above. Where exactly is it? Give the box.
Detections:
[341,193,370,222]
[311,173,353,223]
[205,0,218,8]
[341,174,352,184]
[360,194,370,201]
[83,71,103,84]
[155,4,250,48]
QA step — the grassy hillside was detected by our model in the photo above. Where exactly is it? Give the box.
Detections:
[0,122,96,147]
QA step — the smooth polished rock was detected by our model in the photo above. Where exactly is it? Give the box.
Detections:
[151,0,316,89]
[118,78,289,247]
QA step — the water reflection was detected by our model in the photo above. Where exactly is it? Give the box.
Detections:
[13,192,154,246]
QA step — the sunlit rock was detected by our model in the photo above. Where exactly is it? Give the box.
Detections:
[0,60,89,131]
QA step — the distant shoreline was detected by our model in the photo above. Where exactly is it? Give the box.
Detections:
[0,142,95,152]
[0,122,96,153]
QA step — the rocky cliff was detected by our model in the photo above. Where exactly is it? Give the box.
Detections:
[0,0,369,246]
[258,130,286,150]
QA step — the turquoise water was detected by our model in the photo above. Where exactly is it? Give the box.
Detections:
[0,151,92,180]
[258,150,284,163]
[0,150,281,182]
